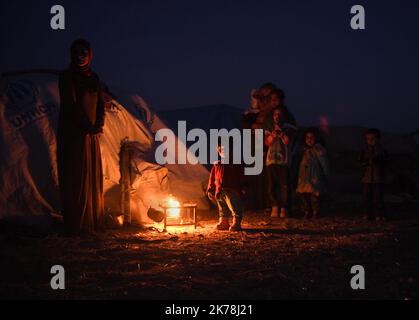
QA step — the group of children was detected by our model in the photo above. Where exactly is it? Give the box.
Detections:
[207,83,388,231]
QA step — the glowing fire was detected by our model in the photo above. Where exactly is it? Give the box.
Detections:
[116,215,124,226]
[166,195,181,218]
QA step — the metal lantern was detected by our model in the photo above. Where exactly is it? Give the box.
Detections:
[159,195,197,232]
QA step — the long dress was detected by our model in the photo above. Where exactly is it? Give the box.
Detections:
[57,67,105,234]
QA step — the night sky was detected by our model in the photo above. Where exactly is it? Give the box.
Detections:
[1,0,418,132]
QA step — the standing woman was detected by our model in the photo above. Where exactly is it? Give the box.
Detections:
[57,39,105,235]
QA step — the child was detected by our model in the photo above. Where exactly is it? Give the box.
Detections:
[296,128,329,219]
[265,108,296,219]
[207,143,245,231]
[264,88,297,128]
[359,128,388,221]
[241,89,262,129]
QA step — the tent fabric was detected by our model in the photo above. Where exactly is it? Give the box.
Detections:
[0,71,209,225]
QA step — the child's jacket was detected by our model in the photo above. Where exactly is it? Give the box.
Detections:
[207,162,245,197]
[265,123,297,167]
[359,144,388,184]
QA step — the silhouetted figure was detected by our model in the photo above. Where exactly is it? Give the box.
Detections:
[57,39,105,235]
[263,88,297,129]
[240,83,277,212]
[359,128,388,221]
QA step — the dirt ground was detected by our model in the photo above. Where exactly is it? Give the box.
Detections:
[1,201,419,300]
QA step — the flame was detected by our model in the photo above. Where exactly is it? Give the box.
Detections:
[166,195,181,218]
[116,215,124,226]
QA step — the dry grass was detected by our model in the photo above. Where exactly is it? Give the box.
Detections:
[1,206,418,300]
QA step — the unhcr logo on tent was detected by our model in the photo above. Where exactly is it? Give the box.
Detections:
[3,79,58,130]
[5,79,39,110]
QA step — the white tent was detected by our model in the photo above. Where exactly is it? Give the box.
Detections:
[0,70,209,226]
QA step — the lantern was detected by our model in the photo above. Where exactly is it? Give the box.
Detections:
[159,195,197,232]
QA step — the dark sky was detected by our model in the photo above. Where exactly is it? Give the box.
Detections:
[1,0,418,132]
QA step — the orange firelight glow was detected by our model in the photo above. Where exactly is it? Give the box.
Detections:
[116,215,124,226]
[166,195,181,218]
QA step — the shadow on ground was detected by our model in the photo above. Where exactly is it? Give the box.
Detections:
[1,204,418,300]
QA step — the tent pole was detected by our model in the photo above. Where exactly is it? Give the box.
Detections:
[120,138,131,227]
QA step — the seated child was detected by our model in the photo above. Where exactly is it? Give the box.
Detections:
[359,128,388,221]
[296,128,329,219]
[207,143,245,232]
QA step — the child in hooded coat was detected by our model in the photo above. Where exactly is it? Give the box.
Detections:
[296,128,329,219]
